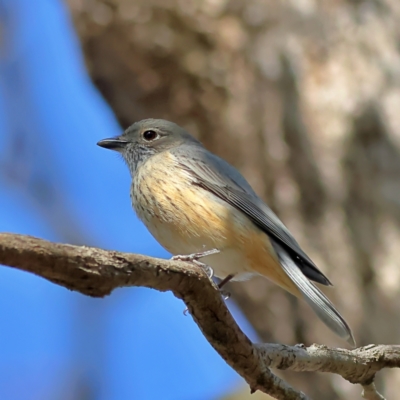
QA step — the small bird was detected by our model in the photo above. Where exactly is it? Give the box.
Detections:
[98,119,355,345]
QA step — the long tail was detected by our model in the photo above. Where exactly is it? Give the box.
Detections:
[272,241,355,346]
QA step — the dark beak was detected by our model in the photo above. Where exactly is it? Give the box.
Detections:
[97,137,129,151]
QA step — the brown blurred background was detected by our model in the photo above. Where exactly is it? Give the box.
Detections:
[66,0,400,398]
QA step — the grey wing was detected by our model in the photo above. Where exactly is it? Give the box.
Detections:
[174,145,332,286]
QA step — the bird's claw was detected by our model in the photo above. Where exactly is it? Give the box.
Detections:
[171,249,219,279]
[175,249,229,314]
[217,274,234,289]
[171,249,219,262]
[220,290,231,301]
[202,264,214,279]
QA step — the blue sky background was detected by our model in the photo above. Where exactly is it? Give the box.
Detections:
[0,0,258,399]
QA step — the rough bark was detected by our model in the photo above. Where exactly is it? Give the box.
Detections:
[1,233,399,400]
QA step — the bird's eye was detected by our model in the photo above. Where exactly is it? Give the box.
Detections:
[143,130,159,141]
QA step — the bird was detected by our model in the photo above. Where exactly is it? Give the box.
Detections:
[97,118,355,346]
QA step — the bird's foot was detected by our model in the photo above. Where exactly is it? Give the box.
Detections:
[217,274,235,289]
[216,274,234,301]
[177,250,234,316]
[171,249,219,279]
[171,248,219,262]
[220,290,231,301]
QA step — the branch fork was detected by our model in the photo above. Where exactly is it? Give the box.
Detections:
[0,233,398,400]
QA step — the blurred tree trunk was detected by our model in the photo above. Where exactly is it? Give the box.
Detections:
[66,0,400,398]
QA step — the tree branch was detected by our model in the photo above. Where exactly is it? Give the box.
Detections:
[0,233,399,400]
